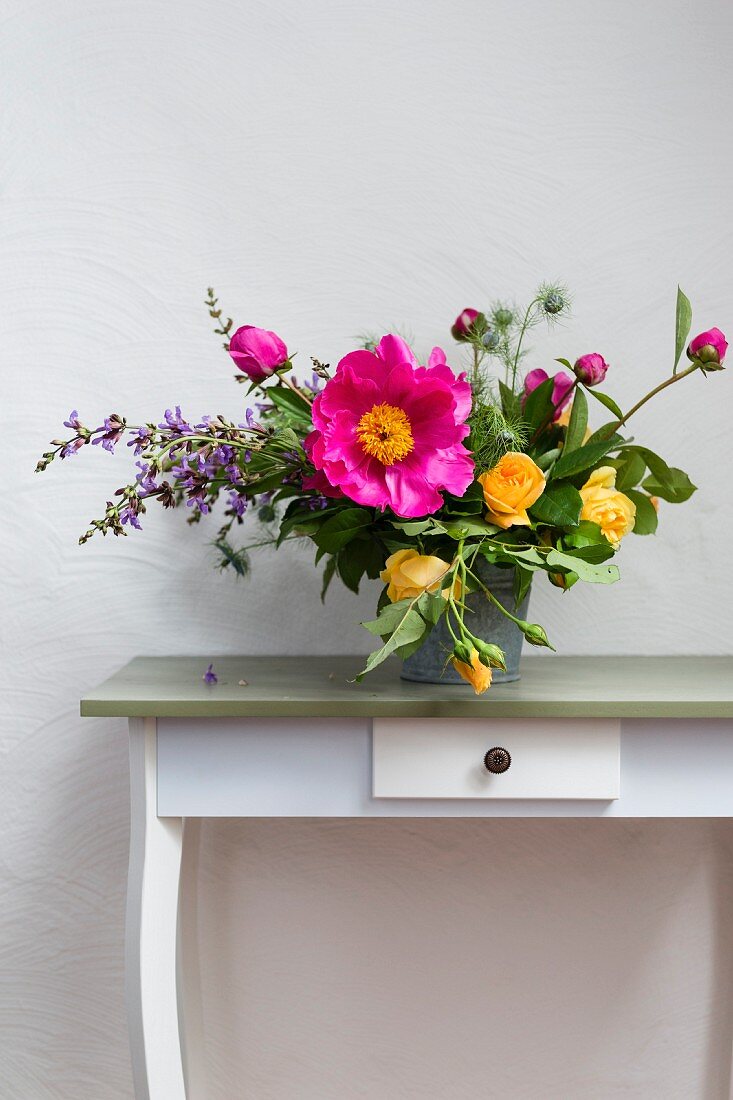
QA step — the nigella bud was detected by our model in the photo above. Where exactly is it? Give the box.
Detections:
[493,307,514,328]
[481,328,501,351]
[451,309,486,342]
[543,292,565,315]
[687,328,728,370]
[573,353,609,387]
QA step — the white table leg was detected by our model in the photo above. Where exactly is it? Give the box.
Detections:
[126,718,186,1100]
[178,817,207,1098]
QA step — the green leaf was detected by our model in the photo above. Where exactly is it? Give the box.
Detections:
[585,388,624,420]
[625,490,659,535]
[336,537,384,592]
[561,542,616,564]
[521,376,555,430]
[442,482,485,515]
[563,386,588,454]
[545,549,619,584]
[555,357,573,369]
[357,607,428,678]
[313,507,373,553]
[362,597,415,636]
[417,590,447,626]
[585,422,624,447]
[529,481,583,527]
[320,556,337,601]
[562,520,608,547]
[394,632,432,661]
[674,285,693,373]
[435,517,500,539]
[622,446,696,503]
[615,451,647,491]
[267,385,313,423]
[551,436,623,481]
[513,564,533,607]
[535,447,561,471]
[480,544,545,569]
[277,506,333,546]
[389,519,433,535]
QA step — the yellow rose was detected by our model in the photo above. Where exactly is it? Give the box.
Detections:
[451,648,493,695]
[478,452,546,529]
[380,549,461,603]
[579,466,636,546]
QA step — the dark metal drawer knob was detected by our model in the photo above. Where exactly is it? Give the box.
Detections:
[484,746,511,774]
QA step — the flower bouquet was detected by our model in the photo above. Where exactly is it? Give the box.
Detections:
[37,285,726,693]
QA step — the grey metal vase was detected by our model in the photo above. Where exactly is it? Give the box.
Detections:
[401,561,530,685]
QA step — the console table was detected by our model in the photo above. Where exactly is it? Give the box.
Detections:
[81,654,733,1100]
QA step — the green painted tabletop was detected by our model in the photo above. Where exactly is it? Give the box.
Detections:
[80,655,733,719]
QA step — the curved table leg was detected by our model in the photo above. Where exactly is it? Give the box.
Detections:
[178,817,207,1098]
[126,718,186,1100]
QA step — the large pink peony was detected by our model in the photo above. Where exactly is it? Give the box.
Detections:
[304,335,473,517]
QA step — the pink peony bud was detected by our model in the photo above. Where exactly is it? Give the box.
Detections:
[451,308,485,342]
[687,327,727,370]
[573,353,609,387]
[228,325,289,382]
[522,368,575,420]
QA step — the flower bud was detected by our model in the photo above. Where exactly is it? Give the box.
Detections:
[573,353,609,387]
[523,368,574,420]
[452,641,473,665]
[481,328,501,350]
[687,328,727,370]
[475,640,506,669]
[228,325,290,382]
[493,307,514,328]
[542,292,565,315]
[451,309,486,342]
[548,570,578,591]
[519,621,555,649]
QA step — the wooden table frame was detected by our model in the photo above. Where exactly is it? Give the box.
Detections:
[82,655,733,1099]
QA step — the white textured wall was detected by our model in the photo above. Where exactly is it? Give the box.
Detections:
[2,0,732,1096]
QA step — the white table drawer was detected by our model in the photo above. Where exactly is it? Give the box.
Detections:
[372,718,620,800]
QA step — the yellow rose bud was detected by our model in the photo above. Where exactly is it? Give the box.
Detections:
[379,549,462,603]
[478,452,546,529]
[451,648,493,694]
[579,466,636,547]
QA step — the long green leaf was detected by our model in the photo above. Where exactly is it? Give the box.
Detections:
[674,286,693,373]
[320,556,337,601]
[585,387,624,420]
[563,386,588,454]
[521,377,555,430]
[551,437,622,480]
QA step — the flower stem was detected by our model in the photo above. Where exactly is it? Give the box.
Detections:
[510,298,540,389]
[602,362,699,437]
